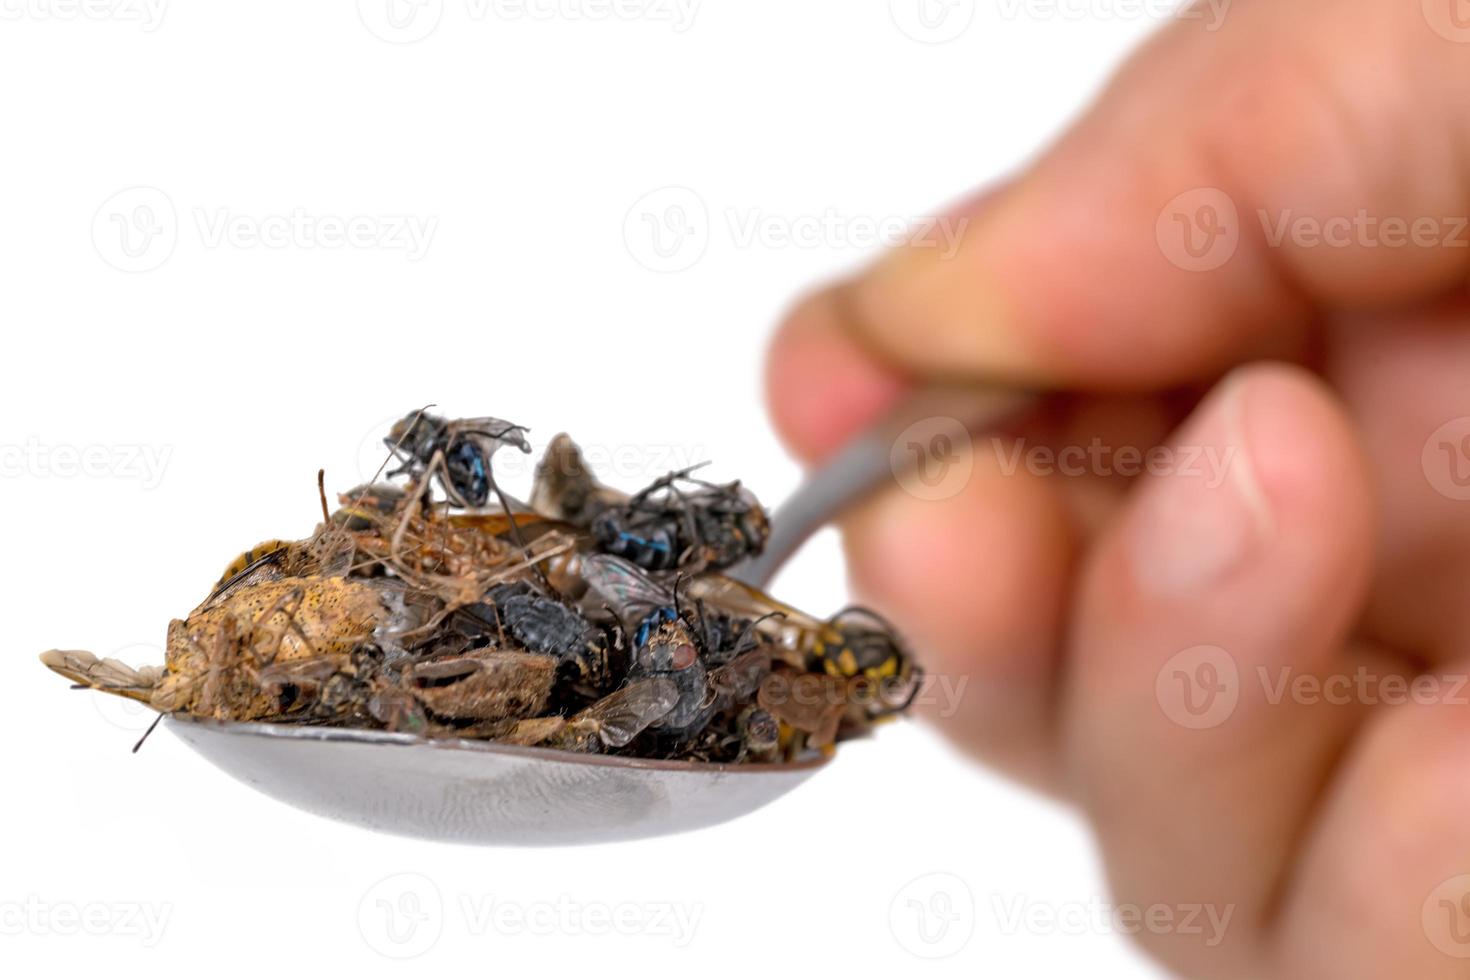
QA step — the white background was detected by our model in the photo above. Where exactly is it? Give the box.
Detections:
[2,2,1177,977]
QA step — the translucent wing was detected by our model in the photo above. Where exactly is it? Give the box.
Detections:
[684,575,823,631]
[707,648,772,702]
[575,677,679,748]
[530,433,623,525]
[455,417,533,455]
[578,553,673,621]
[40,649,163,704]
[685,575,829,666]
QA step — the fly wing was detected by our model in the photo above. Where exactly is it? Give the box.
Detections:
[578,553,672,622]
[530,433,624,525]
[40,649,163,704]
[457,417,533,456]
[707,648,772,702]
[685,574,826,667]
[685,575,822,630]
[576,677,679,748]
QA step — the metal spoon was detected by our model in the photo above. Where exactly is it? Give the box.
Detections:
[167,386,1037,846]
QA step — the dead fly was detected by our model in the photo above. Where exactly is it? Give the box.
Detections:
[533,434,769,573]
[530,433,624,527]
[385,410,530,509]
[577,555,714,739]
[683,706,782,765]
[502,678,678,752]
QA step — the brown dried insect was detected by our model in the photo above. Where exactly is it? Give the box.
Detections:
[44,574,409,724]
[756,667,852,753]
[501,677,679,752]
[407,650,558,726]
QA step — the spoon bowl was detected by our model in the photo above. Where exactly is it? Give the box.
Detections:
[167,714,829,845]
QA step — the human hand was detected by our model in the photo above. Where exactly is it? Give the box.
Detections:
[765,2,1470,976]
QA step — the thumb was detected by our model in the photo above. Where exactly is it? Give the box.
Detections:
[846,0,1470,387]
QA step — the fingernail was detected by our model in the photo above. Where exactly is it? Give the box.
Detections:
[1127,373,1274,597]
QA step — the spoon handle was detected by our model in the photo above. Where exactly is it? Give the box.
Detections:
[729,385,1039,589]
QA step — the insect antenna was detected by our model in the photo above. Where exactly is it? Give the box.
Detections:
[132,712,163,754]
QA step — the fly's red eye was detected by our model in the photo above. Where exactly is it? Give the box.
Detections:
[671,644,697,671]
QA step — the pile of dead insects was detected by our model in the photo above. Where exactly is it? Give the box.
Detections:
[42,411,921,763]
